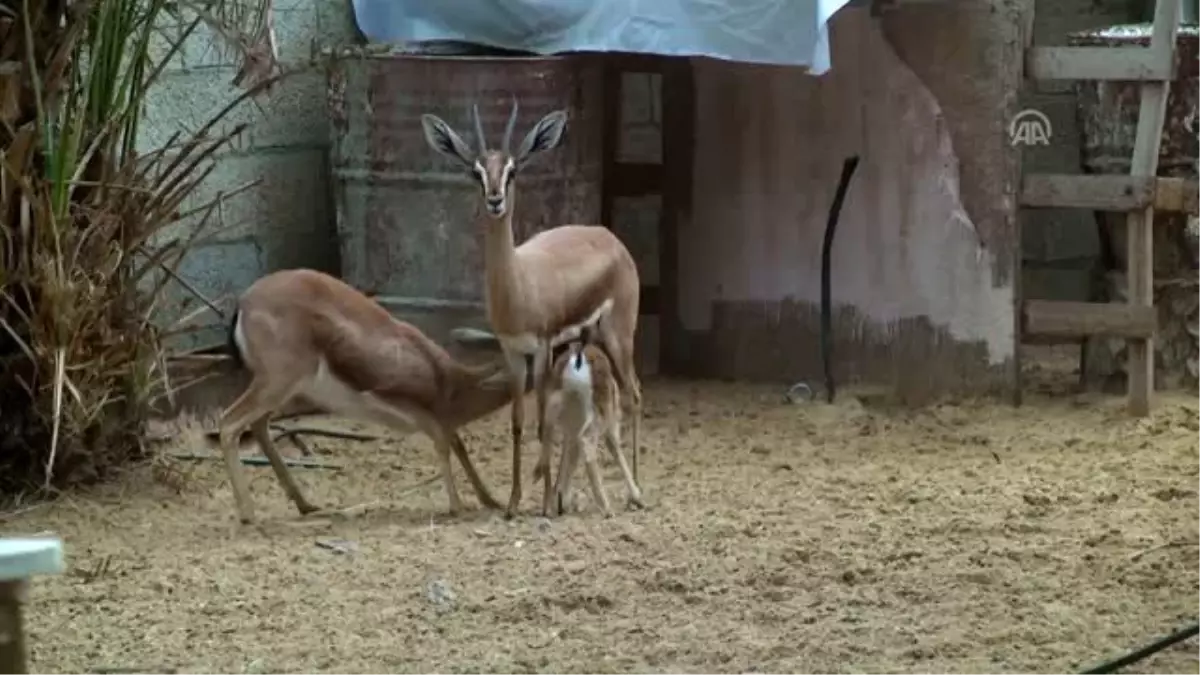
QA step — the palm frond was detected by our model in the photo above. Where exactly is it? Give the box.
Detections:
[0,0,281,492]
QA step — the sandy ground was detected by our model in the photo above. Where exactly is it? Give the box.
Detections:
[3,359,1198,674]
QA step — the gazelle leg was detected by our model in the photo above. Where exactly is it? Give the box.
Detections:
[218,420,256,525]
[615,352,643,485]
[537,390,563,517]
[603,417,644,509]
[422,424,463,515]
[504,352,528,519]
[580,436,612,518]
[449,431,501,510]
[554,431,582,515]
[250,417,319,515]
[532,347,557,517]
[553,429,575,515]
[598,329,643,485]
[217,378,294,524]
[627,369,643,484]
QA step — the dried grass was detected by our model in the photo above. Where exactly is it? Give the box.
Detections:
[0,0,283,496]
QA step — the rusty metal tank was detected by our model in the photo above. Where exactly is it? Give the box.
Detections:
[325,43,604,345]
[1071,24,1199,389]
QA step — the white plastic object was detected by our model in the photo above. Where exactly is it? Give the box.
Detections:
[0,538,65,581]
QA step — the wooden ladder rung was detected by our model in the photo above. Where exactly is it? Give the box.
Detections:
[1020,174,1199,214]
[1022,300,1157,340]
[1026,46,1174,82]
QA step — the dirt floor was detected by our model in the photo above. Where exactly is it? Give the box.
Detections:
[3,354,1198,674]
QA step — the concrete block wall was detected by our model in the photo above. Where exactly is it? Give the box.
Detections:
[141,0,359,350]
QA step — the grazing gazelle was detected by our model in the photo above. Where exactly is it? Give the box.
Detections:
[218,268,549,525]
[421,98,644,519]
[539,335,644,518]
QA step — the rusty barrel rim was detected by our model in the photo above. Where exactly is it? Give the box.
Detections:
[321,40,575,62]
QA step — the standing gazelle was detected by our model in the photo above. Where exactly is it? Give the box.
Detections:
[421,98,644,518]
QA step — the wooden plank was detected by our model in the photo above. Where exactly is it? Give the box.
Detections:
[1020,174,1198,213]
[1022,300,1156,340]
[1020,174,1154,210]
[599,57,622,231]
[659,57,693,375]
[1020,332,1086,347]
[1126,0,1180,417]
[1026,46,1174,82]
[608,162,663,197]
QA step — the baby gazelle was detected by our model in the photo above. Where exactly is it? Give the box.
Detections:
[219,268,529,525]
[534,337,644,518]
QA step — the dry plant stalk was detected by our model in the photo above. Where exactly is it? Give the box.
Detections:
[0,0,283,494]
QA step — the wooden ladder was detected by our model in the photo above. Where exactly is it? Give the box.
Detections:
[1019,0,1196,415]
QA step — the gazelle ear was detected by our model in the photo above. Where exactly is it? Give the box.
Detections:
[514,110,567,168]
[421,114,475,167]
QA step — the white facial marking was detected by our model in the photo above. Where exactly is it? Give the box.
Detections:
[473,160,489,193]
[500,159,515,189]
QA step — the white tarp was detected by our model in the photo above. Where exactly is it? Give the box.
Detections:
[349,0,854,74]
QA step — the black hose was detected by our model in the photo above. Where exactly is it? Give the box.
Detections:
[819,155,861,404]
[1080,621,1199,674]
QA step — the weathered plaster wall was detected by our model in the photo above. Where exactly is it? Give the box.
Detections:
[674,1,1025,402]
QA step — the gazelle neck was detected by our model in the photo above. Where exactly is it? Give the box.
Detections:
[481,189,524,323]
[443,359,523,427]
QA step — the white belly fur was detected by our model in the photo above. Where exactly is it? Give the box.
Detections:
[298,359,420,432]
[496,297,614,357]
